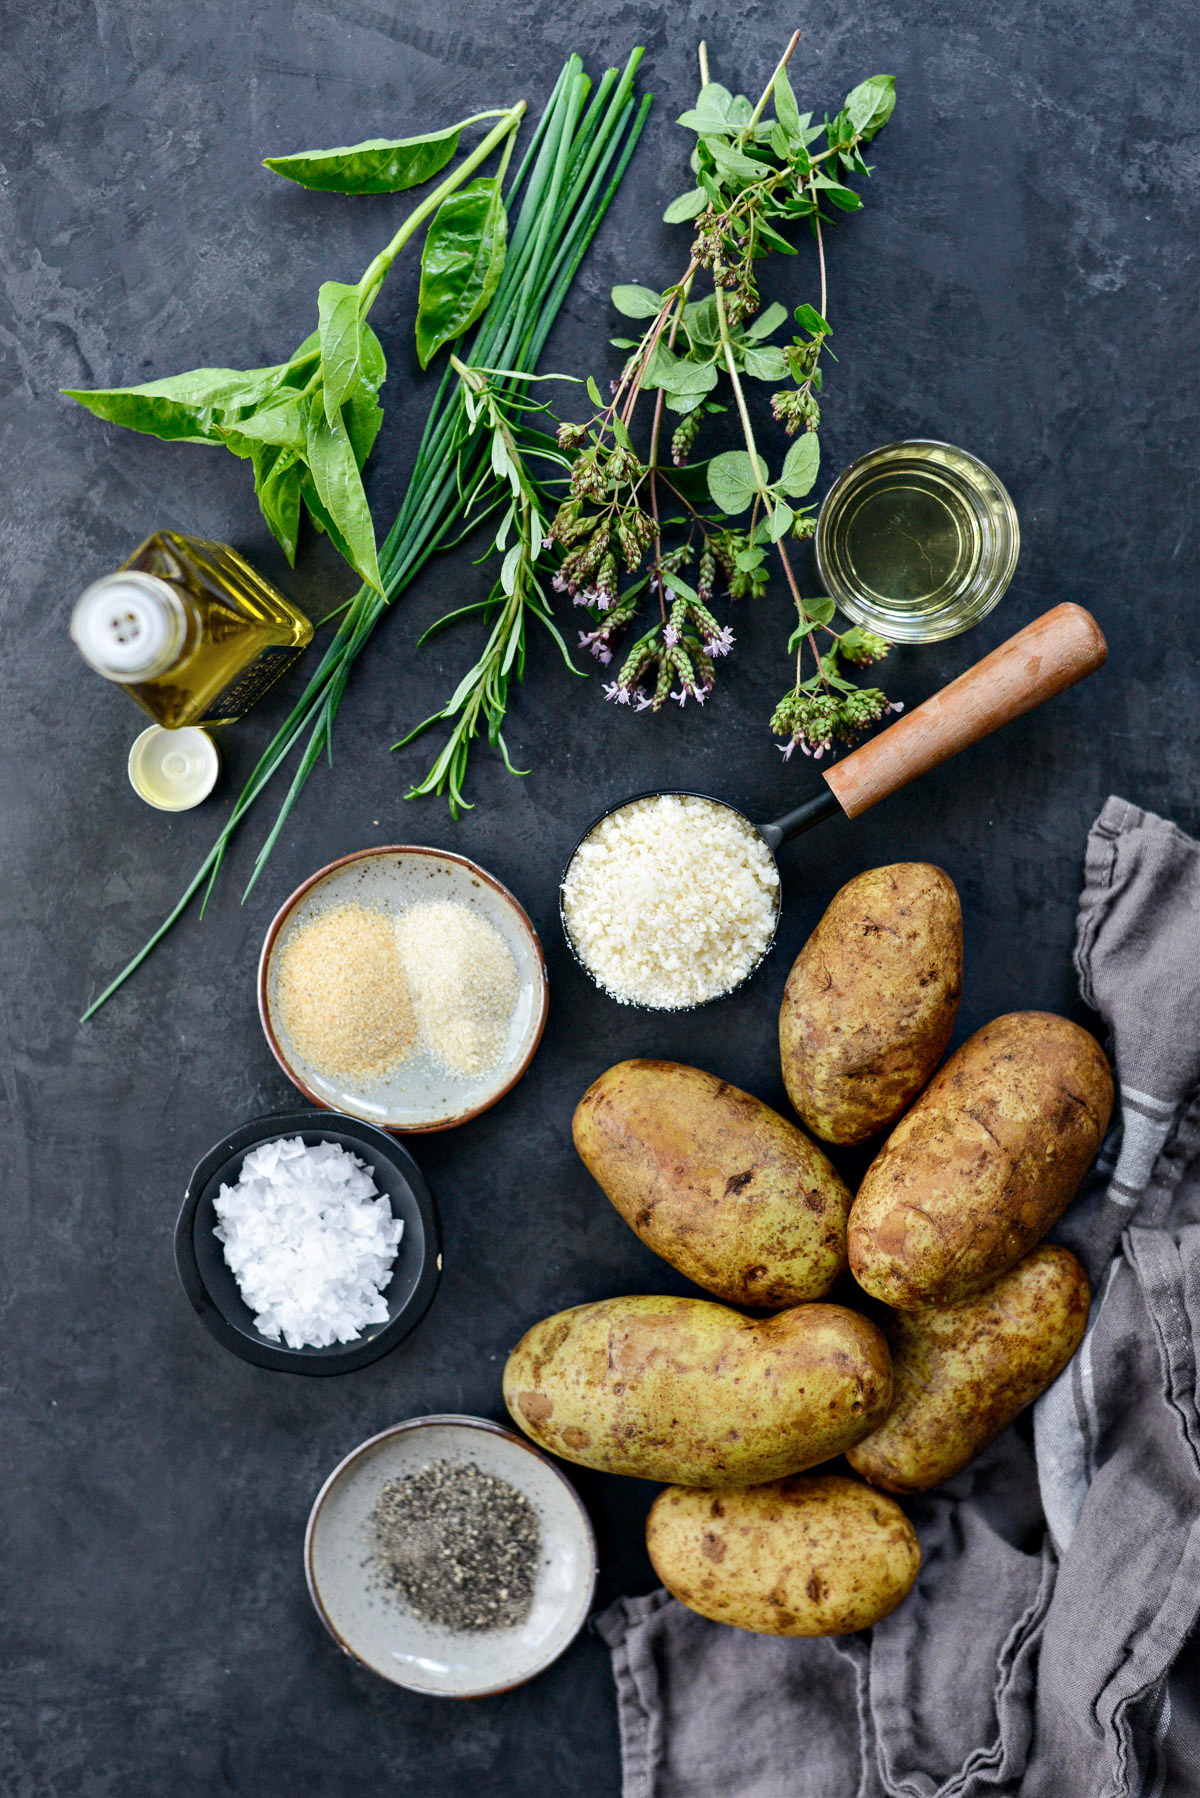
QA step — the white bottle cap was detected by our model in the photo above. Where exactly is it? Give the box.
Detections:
[127,726,220,811]
[71,572,187,681]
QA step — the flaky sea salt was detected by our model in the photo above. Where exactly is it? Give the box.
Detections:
[213,1137,403,1349]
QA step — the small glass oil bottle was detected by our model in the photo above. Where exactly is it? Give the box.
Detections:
[70,531,313,728]
[815,440,1020,643]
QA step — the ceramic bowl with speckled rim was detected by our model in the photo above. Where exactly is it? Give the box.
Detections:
[305,1415,598,1697]
[258,846,549,1133]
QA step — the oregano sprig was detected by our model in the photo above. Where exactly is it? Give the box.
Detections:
[551,35,900,754]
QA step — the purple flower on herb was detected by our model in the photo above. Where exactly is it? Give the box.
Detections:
[778,740,796,762]
[634,691,654,712]
[663,622,680,648]
[603,680,631,705]
[704,624,735,658]
[578,629,613,665]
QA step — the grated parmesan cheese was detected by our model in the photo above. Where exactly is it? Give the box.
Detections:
[561,794,780,1009]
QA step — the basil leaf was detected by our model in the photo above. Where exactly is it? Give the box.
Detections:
[611,283,664,319]
[744,301,788,341]
[342,386,384,467]
[304,404,382,591]
[256,450,303,565]
[741,344,788,381]
[779,434,820,498]
[773,66,803,142]
[263,126,460,194]
[707,449,768,515]
[845,75,896,141]
[822,184,864,211]
[662,187,709,224]
[62,365,282,443]
[218,397,306,449]
[358,322,387,393]
[317,280,364,424]
[415,176,507,369]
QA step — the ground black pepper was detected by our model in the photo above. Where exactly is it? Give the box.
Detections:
[369,1459,541,1632]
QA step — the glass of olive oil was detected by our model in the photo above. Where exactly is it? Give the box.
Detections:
[815,440,1019,643]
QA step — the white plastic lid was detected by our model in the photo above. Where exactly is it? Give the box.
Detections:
[127,726,220,812]
[71,573,186,681]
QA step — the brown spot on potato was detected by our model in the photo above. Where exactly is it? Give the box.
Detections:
[517,1391,553,1426]
[700,1533,727,1563]
[561,1426,592,1451]
[724,1169,754,1195]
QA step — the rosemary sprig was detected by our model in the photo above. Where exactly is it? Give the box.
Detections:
[394,358,579,815]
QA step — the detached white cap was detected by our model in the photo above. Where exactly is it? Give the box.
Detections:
[71,572,186,682]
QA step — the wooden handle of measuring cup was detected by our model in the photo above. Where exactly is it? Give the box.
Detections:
[822,603,1107,819]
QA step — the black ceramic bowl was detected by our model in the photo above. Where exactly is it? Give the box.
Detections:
[175,1109,442,1375]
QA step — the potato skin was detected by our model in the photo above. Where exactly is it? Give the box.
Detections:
[849,1012,1113,1307]
[503,1296,892,1487]
[647,1474,920,1636]
[847,1245,1090,1491]
[780,864,962,1145]
[572,1060,852,1307]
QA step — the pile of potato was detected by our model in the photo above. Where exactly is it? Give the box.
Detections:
[503,864,1113,1638]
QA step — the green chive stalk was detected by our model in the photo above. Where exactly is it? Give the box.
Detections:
[82,51,649,1019]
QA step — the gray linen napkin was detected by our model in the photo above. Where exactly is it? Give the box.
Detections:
[597,796,1200,1798]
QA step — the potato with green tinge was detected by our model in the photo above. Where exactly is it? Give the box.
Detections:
[572,1060,852,1307]
[779,863,962,1145]
[847,1245,1091,1491]
[849,1012,1113,1308]
[647,1473,921,1635]
[502,1295,892,1487]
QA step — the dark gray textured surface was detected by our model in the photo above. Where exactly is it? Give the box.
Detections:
[1,2,1195,1794]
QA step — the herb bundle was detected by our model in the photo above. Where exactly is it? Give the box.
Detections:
[553,36,900,758]
[80,52,649,1018]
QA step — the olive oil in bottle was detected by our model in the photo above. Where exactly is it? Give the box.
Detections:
[815,441,1020,643]
[70,531,313,728]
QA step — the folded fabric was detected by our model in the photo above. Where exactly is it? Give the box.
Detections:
[597,797,1200,1798]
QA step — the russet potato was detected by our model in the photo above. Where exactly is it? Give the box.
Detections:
[849,1012,1112,1307]
[647,1473,921,1635]
[572,1060,852,1307]
[503,1295,892,1486]
[847,1244,1090,1491]
[780,863,963,1145]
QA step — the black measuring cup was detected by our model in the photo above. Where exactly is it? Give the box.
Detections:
[561,604,1107,1007]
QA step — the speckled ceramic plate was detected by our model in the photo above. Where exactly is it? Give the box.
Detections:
[258,847,549,1133]
[305,1416,598,1697]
